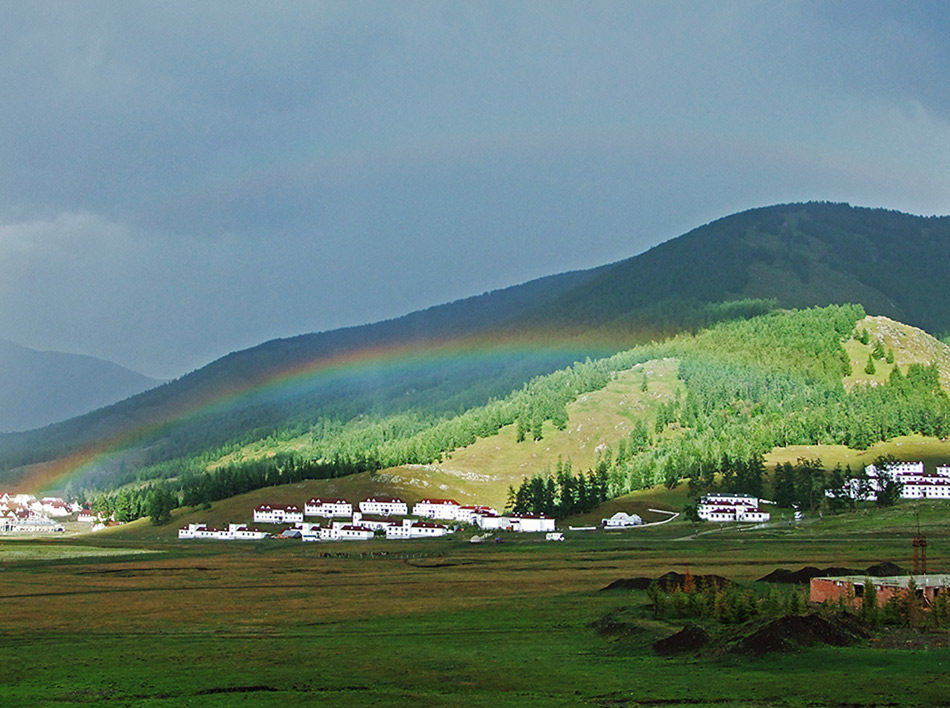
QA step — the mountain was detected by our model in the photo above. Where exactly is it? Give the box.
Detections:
[2,202,949,490]
[526,201,950,337]
[0,339,162,432]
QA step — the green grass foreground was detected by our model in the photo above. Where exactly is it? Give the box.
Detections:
[1,519,948,707]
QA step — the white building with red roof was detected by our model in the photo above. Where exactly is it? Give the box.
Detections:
[385,518,449,539]
[337,524,374,541]
[456,505,498,525]
[253,504,304,524]
[304,498,352,518]
[697,493,769,522]
[358,496,408,516]
[473,511,509,530]
[412,498,461,520]
[77,508,99,523]
[831,461,950,501]
[349,513,395,532]
[178,523,206,539]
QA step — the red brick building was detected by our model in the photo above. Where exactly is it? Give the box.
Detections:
[810,575,950,608]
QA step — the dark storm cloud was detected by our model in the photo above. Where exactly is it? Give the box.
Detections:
[1,2,948,377]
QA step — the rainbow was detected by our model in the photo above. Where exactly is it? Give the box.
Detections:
[21,329,624,495]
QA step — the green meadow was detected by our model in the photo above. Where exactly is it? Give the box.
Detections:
[2,503,948,707]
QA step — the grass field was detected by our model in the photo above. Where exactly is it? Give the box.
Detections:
[2,501,949,707]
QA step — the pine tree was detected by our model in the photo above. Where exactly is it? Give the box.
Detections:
[864,355,876,375]
[859,578,880,627]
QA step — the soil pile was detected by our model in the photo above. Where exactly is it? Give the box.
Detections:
[600,577,652,591]
[866,561,905,576]
[652,624,711,655]
[601,571,731,592]
[757,562,906,584]
[735,612,870,656]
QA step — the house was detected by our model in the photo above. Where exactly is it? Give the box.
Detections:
[337,525,374,541]
[510,514,556,533]
[412,498,461,520]
[472,511,510,531]
[304,498,352,518]
[349,513,394,532]
[456,505,498,525]
[39,498,75,517]
[602,512,643,528]
[77,508,99,523]
[830,461,950,501]
[358,496,408,516]
[810,574,950,608]
[253,504,304,524]
[178,523,206,539]
[697,493,770,523]
[385,519,448,539]
[232,526,269,540]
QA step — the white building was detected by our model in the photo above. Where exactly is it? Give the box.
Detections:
[358,496,408,516]
[178,522,206,539]
[831,461,950,501]
[510,514,556,533]
[385,518,449,539]
[602,512,643,528]
[77,508,99,523]
[337,524,374,541]
[472,512,510,531]
[456,505,498,525]
[412,498,461,520]
[346,513,394,532]
[697,493,770,523]
[38,498,76,517]
[231,524,269,540]
[253,504,304,524]
[304,498,352,518]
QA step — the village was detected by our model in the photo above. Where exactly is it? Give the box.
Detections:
[4,460,949,541]
[178,495,562,542]
[0,491,77,533]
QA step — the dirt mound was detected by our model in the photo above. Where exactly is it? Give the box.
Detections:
[652,624,711,655]
[600,577,653,591]
[866,561,905,576]
[736,613,870,656]
[601,572,731,592]
[757,562,905,584]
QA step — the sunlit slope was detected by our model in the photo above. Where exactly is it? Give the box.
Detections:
[844,315,950,390]
[386,359,682,509]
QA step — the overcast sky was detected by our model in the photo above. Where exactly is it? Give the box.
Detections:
[2,1,949,379]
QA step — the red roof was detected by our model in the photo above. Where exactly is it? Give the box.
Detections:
[362,496,403,504]
[418,498,459,506]
[307,498,349,505]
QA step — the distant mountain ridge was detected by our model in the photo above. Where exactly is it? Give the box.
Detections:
[2,201,949,486]
[0,339,162,432]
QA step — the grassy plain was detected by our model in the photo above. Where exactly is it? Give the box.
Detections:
[2,502,949,707]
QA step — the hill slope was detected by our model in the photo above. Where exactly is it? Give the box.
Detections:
[0,339,161,432]
[531,202,950,337]
[4,202,950,490]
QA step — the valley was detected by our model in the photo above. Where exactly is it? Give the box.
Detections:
[2,501,949,707]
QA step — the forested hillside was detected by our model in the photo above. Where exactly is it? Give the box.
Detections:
[80,305,950,525]
[3,202,950,499]
[530,202,950,338]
